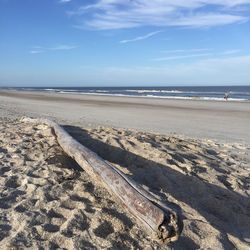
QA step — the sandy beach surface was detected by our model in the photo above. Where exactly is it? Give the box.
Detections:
[0,90,250,143]
[0,90,250,249]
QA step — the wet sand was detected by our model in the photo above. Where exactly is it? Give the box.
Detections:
[0,90,250,143]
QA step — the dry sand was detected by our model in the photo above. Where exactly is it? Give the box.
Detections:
[0,119,150,249]
[0,118,250,249]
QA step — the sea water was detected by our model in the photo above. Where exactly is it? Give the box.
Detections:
[10,86,250,101]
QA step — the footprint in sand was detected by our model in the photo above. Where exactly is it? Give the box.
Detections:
[61,212,90,238]
[0,224,12,241]
[43,223,60,233]
[5,175,21,188]
[10,231,33,248]
[93,220,114,239]
[0,166,11,175]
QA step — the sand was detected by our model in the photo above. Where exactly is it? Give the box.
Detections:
[0,118,249,249]
[0,119,151,249]
[0,90,250,143]
[0,90,250,249]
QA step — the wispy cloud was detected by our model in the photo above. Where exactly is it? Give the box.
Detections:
[221,49,242,55]
[58,0,71,3]
[49,45,78,50]
[29,50,44,54]
[153,53,212,61]
[120,31,162,44]
[29,44,78,54]
[68,0,250,30]
[81,55,250,85]
[162,48,212,53]
[153,48,242,61]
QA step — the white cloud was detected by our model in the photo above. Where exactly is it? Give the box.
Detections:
[153,49,242,61]
[153,53,212,61]
[29,50,44,54]
[68,0,250,30]
[120,30,162,44]
[29,44,77,54]
[59,0,71,3]
[162,48,212,53]
[49,45,78,50]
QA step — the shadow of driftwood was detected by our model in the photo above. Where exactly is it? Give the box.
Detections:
[63,125,250,249]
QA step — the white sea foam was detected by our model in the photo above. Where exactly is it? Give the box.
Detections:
[44,88,55,91]
[45,89,78,92]
[145,95,248,101]
[125,89,183,93]
[56,91,248,101]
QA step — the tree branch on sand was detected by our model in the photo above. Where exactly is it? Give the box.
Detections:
[21,117,183,243]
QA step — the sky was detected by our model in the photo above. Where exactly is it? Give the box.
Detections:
[0,0,250,87]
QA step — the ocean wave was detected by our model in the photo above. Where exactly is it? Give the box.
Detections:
[56,91,248,101]
[229,91,250,95]
[145,95,248,101]
[125,89,184,93]
[44,88,56,91]
[41,88,250,98]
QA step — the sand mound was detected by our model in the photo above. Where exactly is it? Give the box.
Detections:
[0,119,249,249]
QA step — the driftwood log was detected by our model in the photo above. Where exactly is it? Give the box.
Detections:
[21,117,182,243]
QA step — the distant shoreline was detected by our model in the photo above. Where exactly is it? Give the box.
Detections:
[1,85,250,102]
[1,88,250,104]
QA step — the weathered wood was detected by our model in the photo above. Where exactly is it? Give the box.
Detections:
[21,117,182,243]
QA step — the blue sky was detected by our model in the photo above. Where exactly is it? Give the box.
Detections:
[0,0,250,86]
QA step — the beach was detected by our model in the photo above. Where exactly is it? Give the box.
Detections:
[0,90,250,249]
[0,90,250,143]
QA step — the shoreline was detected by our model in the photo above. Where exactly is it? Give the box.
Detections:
[1,88,250,103]
[0,89,250,143]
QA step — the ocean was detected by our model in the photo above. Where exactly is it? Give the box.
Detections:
[10,86,250,101]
